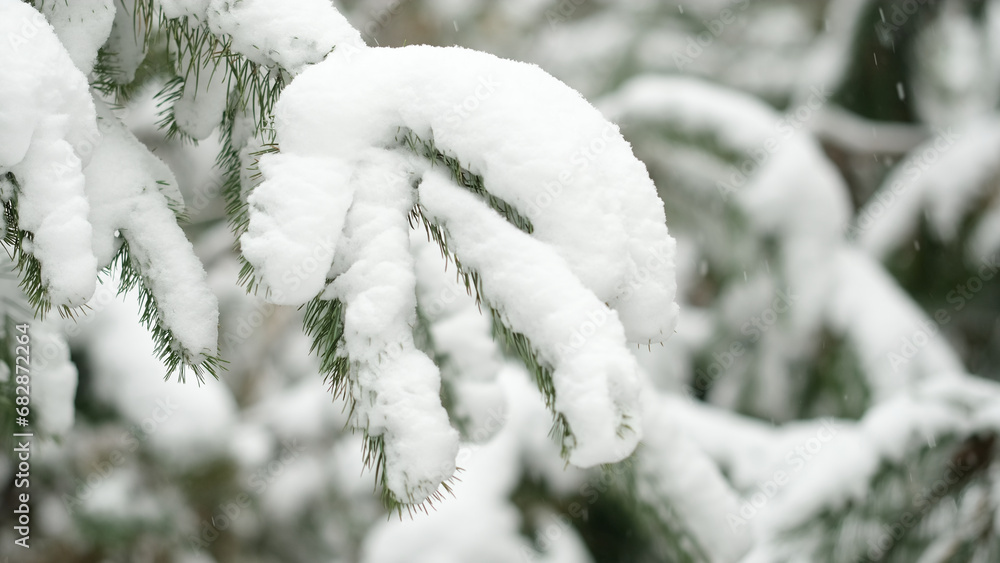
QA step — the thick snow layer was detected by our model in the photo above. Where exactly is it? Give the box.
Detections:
[419,169,641,466]
[38,0,116,75]
[243,42,681,474]
[260,43,678,344]
[360,367,593,563]
[324,153,459,504]
[242,152,354,305]
[411,232,506,441]
[206,0,365,75]
[84,100,219,365]
[0,0,100,306]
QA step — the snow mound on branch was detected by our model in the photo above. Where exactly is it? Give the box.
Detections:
[411,231,506,442]
[39,0,116,75]
[206,0,365,75]
[360,368,595,563]
[638,394,752,563]
[241,153,352,305]
[244,43,678,498]
[84,99,219,366]
[323,153,459,504]
[262,44,678,344]
[419,168,642,466]
[0,0,100,306]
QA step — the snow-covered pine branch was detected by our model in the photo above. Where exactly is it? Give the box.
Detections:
[0,0,220,379]
[241,41,679,506]
[4,0,682,514]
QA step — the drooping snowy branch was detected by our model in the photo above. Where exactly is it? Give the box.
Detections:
[242,43,679,504]
[0,1,220,379]
[0,0,102,309]
[84,100,220,377]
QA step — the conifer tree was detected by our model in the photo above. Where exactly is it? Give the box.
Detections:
[2,1,1000,562]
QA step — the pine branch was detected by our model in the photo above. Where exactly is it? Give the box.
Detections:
[397,129,535,235]
[409,203,574,459]
[109,239,223,383]
[301,296,459,516]
[1,176,71,319]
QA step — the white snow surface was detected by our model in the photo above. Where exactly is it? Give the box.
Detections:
[105,0,147,84]
[324,153,459,504]
[411,232,506,442]
[255,43,678,344]
[360,368,595,563]
[206,0,365,75]
[39,0,116,75]
[84,99,219,365]
[242,42,681,481]
[827,248,964,399]
[0,0,100,306]
[241,152,353,305]
[419,169,641,466]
